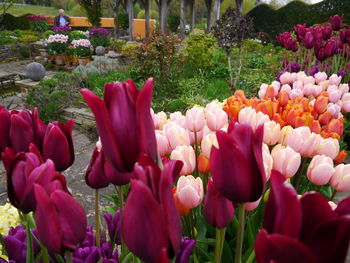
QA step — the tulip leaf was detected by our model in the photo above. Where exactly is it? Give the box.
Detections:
[55,254,66,263]
[121,252,134,263]
[195,243,213,261]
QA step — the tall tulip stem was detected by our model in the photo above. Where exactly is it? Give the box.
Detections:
[118,186,127,258]
[22,213,34,263]
[234,204,245,263]
[190,209,195,239]
[95,189,101,247]
[194,131,199,177]
[214,227,226,263]
[65,250,72,263]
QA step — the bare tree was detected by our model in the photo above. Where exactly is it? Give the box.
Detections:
[204,0,212,33]
[139,0,150,37]
[213,0,220,22]
[179,0,186,38]
[189,0,195,31]
[0,0,13,24]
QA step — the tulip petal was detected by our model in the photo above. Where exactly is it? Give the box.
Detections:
[9,114,34,153]
[3,235,26,262]
[0,108,11,152]
[263,171,302,238]
[335,196,350,216]
[85,148,110,189]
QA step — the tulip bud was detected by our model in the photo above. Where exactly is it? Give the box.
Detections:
[176,175,204,209]
[205,101,228,131]
[307,155,335,185]
[278,91,289,107]
[263,121,281,145]
[185,106,205,132]
[330,164,350,192]
[85,145,110,189]
[317,138,339,160]
[170,145,196,175]
[201,133,218,159]
[198,153,210,174]
[155,130,171,156]
[271,144,301,178]
[314,96,328,114]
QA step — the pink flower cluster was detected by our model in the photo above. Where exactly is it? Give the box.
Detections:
[27,15,46,21]
[47,34,68,44]
[71,39,92,48]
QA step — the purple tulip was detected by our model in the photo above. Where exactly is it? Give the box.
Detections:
[72,246,101,263]
[210,122,265,203]
[315,47,327,61]
[302,32,315,49]
[85,146,110,189]
[321,26,332,40]
[338,70,346,78]
[1,144,68,213]
[103,209,121,245]
[175,238,196,263]
[204,177,234,228]
[286,62,301,73]
[255,171,350,263]
[309,65,320,76]
[340,29,350,43]
[329,14,343,31]
[121,156,183,262]
[34,184,87,254]
[324,39,339,57]
[294,24,306,39]
[276,32,291,46]
[284,38,298,52]
[81,79,157,185]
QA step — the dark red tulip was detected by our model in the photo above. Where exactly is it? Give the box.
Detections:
[1,144,68,213]
[329,14,343,31]
[121,156,183,263]
[42,120,75,172]
[203,177,234,228]
[255,171,350,263]
[321,26,332,40]
[325,39,338,57]
[340,29,350,43]
[316,47,327,61]
[0,106,11,152]
[80,79,157,184]
[210,122,265,203]
[294,24,307,39]
[85,146,110,189]
[276,32,291,47]
[302,32,315,49]
[34,184,87,254]
[285,38,298,52]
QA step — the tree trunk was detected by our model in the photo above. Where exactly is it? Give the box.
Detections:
[145,0,150,37]
[113,0,120,37]
[160,0,167,31]
[128,0,134,40]
[235,0,243,13]
[213,0,220,22]
[228,54,233,90]
[204,0,212,33]
[189,0,195,31]
[179,0,186,39]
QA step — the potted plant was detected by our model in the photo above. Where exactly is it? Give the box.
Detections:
[111,39,125,53]
[88,28,111,52]
[46,34,69,65]
[27,15,48,38]
[72,39,92,66]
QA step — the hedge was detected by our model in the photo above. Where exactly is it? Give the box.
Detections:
[1,13,32,30]
[247,0,350,39]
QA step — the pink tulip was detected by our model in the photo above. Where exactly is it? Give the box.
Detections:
[330,164,350,192]
[152,110,167,130]
[278,126,293,145]
[271,81,280,96]
[296,71,307,81]
[185,106,205,132]
[286,127,322,157]
[201,133,218,159]
[170,112,186,128]
[302,83,313,96]
[292,80,304,90]
[238,107,270,132]
[314,72,328,84]
[302,76,315,86]
[188,129,203,145]
[244,197,262,211]
[280,84,292,93]
[327,103,341,118]
[263,121,281,145]
[176,175,204,209]
[341,93,350,112]
[205,101,228,131]
[280,72,292,85]
[328,88,342,103]
[307,155,335,185]
[155,130,171,155]
[164,122,190,149]
[170,145,196,175]
[258,84,268,98]
[317,138,339,160]
[201,125,214,138]
[339,84,349,94]
[262,143,273,181]
[289,89,304,100]
[329,74,342,86]
[311,85,322,97]
[271,144,301,178]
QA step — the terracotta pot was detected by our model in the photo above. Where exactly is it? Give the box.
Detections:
[72,55,79,65]
[55,54,65,66]
[104,47,109,54]
[78,56,91,66]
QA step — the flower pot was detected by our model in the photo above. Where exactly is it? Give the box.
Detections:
[55,54,65,66]
[78,56,91,66]
[72,55,79,66]
[104,48,109,54]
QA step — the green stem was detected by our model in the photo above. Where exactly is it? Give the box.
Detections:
[95,189,101,247]
[23,213,34,263]
[118,186,127,259]
[234,204,245,263]
[194,131,199,177]
[190,209,195,240]
[214,227,226,263]
[41,246,50,263]
[65,250,72,263]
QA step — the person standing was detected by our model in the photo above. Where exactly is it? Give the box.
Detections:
[54,9,71,27]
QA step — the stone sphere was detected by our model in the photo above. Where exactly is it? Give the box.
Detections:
[95,46,105,56]
[25,62,46,81]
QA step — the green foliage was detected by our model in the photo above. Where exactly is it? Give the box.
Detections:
[47,42,68,55]
[19,32,39,43]
[19,46,30,58]
[245,54,267,69]
[137,9,159,19]
[184,33,217,72]
[1,13,31,30]
[167,15,180,33]
[79,0,102,27]
[242,40,264,52]
[74,46,91,57]
[90,36,110,48]
[0,30,17,45]
[70,30,87,40]
[110,39,125,51]
[117,13,129,30]
[44,30,54,39]
[30,19,48,32]
[69,4,87,16]
[247,0,350,39]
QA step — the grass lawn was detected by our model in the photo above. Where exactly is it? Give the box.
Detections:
[7,4,83,16]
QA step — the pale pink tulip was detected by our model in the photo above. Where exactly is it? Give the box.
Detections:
[319,80,330,90]
[170,145,196,175]
[311,85,322,97]
[201,133,218,159]
[238,106,270,132]
[280,84,292,93]
[155,130,171,155]
[271,81,280,96]
[205,101,228,131]
[280,72,292,85]
[292,80,304,90]
[170,111,186,128]
[164,122,190,149]
[185,106,205,132]
[307,155,335,185]
[258,84,268,98]
[244,197,262,211]
[302,83,314,97]
[263,121,281,145]
[156,111,168,129]
[339,84,349,94]
[328,74,342,86]
[327,103,341,118]
[176,175,204,209]
[314,72,328,84]
[317,138,339,160]
[290,72,297,82]
[278,125,293,145]
[289,88,304,100]
[201,125,214,138]
[296,71,307,81]
[330,164,350,192]
[262,143,273,180]
[188,129,203,145]
[271,144,301,178]
[328,89,342,103]
[286,127,322,157]
[302,76,315,86]
[342,93,350,112]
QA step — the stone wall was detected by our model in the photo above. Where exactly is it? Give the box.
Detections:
[0,42,42,62]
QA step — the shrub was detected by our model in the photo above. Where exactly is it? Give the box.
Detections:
[1,13,31,30]
[28,15,48,32]
[80,0,102,27]
[167,15,180,33]
[19,46,30,58]
[110,39,125,51]
[245,54,267,69]
[137,10,159,19]
[70,30,87,40]
[19,33,39,43]
[117,13,129,30]
[46,34,69,55]
[72,39,92,57]
[44,30,54,39]
[0,31,17,45]
[242,40,264,52]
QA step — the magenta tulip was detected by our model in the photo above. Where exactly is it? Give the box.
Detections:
[210,122,265,203]
[80,79,157,184]
[203,178,234,228]
[0,106,11,152]
[1,144,68,213]
[85,146,110,189]
[121,156,183,262]
[34,184,87,254]
[321,26,332,40]
[294,24,306,39]
[329,14,343,31]
[302,32,315,49]
[340,29,350,43]
[325,39,339,57]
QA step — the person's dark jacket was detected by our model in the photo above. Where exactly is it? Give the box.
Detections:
[54,15,71,27]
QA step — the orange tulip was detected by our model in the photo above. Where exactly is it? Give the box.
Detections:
[326,118,344,135]
[310,120,321,134]
[265,86,276,99]
[278,91,289,107]
[173,187,190,216]
[318,111,333,125]
[198,153,210,174]
[234,90,246,102]
[295,112,314,127]
[256,100,274,119]
[314,96,328,114]
[223,98,242,120]
[334,150,348,164]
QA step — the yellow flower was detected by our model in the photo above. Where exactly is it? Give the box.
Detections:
[0,202,20,236]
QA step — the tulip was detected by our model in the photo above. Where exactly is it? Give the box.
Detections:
[258,83,268,98]
[324,39,338,57]
[285,38,298,51]
[85,144,110,189]
[278,91,289,107]
[156,111,168,129]
[155,130,171,156]
[278,125,293,145]
[122,158,183,262]
[174,188,190,216]
[238,107,270,133]
[201,133,218,159]
[0,107,10,153]
[289,89,304,100]
[321,26,332,40]
[317,137,339,160]
[329,14,343,30]
[329,73,342,86]
[330,164,350,192]
[203,178,234,228]
[340,28,350,43]
[310,120,321,134]
[185,106,205,132]
[334,150,347,164]
[326,103,341,118]
[176,238,196,263]
[285,127,322,157]
[170,112,186,128]
[302,32,314,49]
[314,72,328,84]
[176,175,204,209]
[244,197,262,211]
[286,62,301,73]
[294,24,306,38]
[307,155,335,185]
[262,144,273,181]
[271,144,301,178]
[263,121,281,145]
[81,79,157,177]
[198,153,210,174]
[265,85,277,99]
[328,89,342,103]
[103,209,121,245]
[205,101,228,131]
[314,95,328,114]
[171,145,196,175]
[318,111,333,125]
[210,122,265,203]
[325,118,344,136]
[339,83,349,94]
[279,72,293,85]
[164,122,191,149]
[34,184,87,254]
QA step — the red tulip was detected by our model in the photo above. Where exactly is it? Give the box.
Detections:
[294,24,307,39]
[34,184,87,254]
[121,156,183,262]
[1,144,68,213]
[329,14,343,31]
[81,79,157,184]
[302,32,315,49]
[0,106,11,152]
[321,26,333,40]
[255,171,350,263]
[203,178,234,228]
[325,39,339,57]
[210,122,266,203]
[85,146,110,189]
